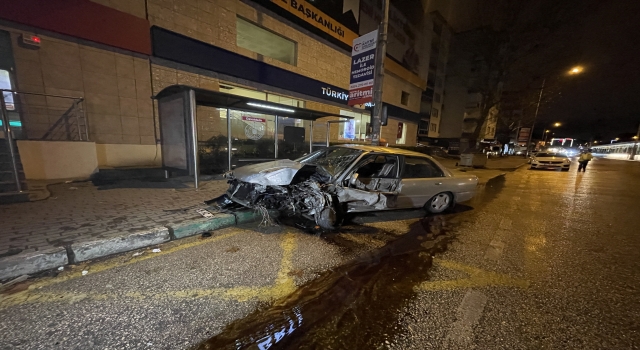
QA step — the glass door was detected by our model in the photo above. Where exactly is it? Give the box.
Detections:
[229,109,276,168]
[277,116,311,160]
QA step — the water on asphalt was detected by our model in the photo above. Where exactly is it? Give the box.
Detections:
[194,177,506,349]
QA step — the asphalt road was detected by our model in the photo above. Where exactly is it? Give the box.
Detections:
[1,158,639,349]
[389,158,640,349]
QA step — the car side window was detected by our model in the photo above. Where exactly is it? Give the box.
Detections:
[353,154,399,178]
[403,156,444,178]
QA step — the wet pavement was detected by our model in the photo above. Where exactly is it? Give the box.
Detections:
[1,158,639,349]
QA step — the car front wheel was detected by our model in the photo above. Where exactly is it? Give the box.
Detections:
[425,192,453,214]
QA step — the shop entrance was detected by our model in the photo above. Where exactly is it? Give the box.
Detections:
[154,85,348,187]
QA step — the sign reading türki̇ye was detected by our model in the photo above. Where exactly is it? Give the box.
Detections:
[348,30,378,106]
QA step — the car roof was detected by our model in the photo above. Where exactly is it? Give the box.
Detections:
[334,144,433,158]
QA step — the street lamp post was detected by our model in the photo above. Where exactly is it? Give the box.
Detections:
[370,0,390,146]
[525,79,546,157]
[542,122,561,146]
[543,130,550,145]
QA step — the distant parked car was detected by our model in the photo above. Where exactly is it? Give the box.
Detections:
[210,145,479,229]
[529,152,571,171]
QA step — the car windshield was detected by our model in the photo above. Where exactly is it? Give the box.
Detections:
[535,153,562,157]
[296,147,363,176]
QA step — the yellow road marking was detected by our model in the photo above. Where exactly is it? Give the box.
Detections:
[28,230,244,291]
[0,231,298,308]
[416,259,529,291]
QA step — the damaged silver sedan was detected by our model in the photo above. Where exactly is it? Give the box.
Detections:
[209,145,478,229]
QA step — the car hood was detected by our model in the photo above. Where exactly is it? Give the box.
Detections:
[232,159,305,186]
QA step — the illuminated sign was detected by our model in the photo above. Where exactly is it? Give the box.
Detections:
[348,30,378,106]
[321,87,348,101]
[270,0,358,46]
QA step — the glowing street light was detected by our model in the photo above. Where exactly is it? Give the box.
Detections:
[569,66,583,75]
[554,122,561,127]
[633,136,639,140]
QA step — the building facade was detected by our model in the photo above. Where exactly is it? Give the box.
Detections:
[436,28,499,151]
[0,0,452,181]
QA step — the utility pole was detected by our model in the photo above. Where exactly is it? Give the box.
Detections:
[370,0,389,146]
[525,78,545,157]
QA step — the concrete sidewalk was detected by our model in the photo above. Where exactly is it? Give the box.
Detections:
[0,178,262,280]
[0,158,526,281]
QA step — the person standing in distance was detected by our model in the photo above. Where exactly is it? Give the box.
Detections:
[577,149,594,172]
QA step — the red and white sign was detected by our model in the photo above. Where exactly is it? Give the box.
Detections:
[348,30,378,106]
[242,116,266,123]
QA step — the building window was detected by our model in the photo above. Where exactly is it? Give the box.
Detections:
[396,122,407,145]
[433,93,441,103]
[236,17,297,65]
[418,119,429,135]
[338,110,371,142]
[430,123,437,132]
[401,91,410,106]
[431,108,439,118]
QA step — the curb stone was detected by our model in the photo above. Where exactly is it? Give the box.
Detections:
[71,227,171,263]
[0,247,68,280]
[0,210,264,281]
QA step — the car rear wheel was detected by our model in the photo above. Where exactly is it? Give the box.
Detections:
[425,192,453,214]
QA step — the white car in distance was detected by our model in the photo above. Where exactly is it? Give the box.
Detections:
[529,152,571,171]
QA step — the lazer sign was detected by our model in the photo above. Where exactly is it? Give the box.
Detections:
[348,30,378,106]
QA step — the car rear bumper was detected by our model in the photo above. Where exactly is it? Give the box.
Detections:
[455,190,475,203]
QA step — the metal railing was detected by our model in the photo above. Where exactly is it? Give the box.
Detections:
[1,89,89,141]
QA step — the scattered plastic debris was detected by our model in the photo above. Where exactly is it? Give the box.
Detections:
[68,187,78,190]
[57,267,64,271]
[81,270,88,276]
[152,248,161,253]
[202,232,212,238]
[132,252,143,257]
[64,180,73,183]
[196,208,215,218]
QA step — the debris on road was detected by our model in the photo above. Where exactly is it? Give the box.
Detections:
[57,267,64,271]
[152,249,161,253]
[132,252,143,257]
[81,270,88,276]
[196,208,215,218]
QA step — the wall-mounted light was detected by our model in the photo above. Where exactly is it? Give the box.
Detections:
[247,102,294,113]
[20,33,41,48]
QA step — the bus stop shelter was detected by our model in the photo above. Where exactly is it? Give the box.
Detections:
[153,85,351,188]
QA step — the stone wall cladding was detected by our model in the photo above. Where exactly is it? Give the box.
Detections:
[8,0,423,148]
[8,27,155,145]
[146,0,351,89]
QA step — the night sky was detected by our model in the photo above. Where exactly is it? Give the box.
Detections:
[512,0,640,142]
[425,0,640,141]
[521,0,640,141]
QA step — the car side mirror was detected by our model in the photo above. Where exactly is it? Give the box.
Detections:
[350,173,359,185]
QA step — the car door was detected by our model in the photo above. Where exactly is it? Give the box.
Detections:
[397,156,447,208]
[339,153,402,211]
